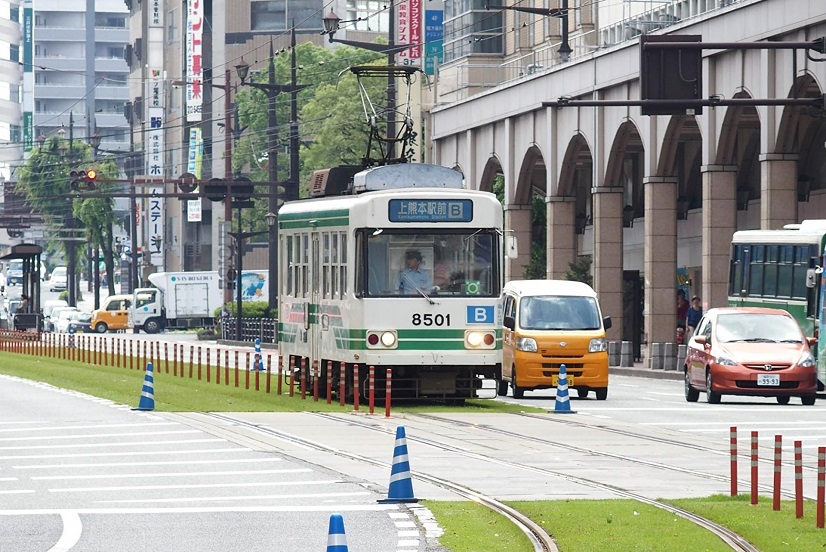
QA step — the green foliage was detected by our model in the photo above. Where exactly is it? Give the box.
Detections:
[522,191,547,279]
[17,138,121,295]
[214,301,273,319]
[232,42,383,236]
[564,256,593,287]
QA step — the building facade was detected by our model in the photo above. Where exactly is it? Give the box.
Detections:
[430,0,826,364]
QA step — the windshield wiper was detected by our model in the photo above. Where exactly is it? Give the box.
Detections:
[779,339,803,343]
[739,338,776,343]
[401,272,436,305]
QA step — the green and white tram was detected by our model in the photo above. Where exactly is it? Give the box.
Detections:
[278,163,506,401]
[729,220,826,391]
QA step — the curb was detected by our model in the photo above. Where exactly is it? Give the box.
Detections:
[610,366,683,381]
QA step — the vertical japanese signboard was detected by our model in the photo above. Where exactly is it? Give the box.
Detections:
[186,0,203,122]
[146,69,165,268]
[187,128,203,222]
[22,1,33,153]
[424,10,443,75]
[398,0,422,66]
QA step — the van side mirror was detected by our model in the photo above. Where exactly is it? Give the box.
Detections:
[603,316,612,330]
[503,316,515,330]
[807,336,818,347]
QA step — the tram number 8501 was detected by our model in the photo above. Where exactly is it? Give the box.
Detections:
[412,313,451,326]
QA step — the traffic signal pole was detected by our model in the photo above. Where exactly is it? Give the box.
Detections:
[222,69,234,308]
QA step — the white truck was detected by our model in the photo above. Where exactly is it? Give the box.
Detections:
[130,270,270,333]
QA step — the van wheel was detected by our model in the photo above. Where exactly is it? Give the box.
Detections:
[497,379,509,396]
[511,367,525,399]
[94,322,108,334]
[576,389,589,399]
[595,388,608,401]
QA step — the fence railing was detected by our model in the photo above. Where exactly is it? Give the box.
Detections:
[219,317,278,344]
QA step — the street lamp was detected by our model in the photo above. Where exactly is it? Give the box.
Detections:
[235,33,308,318]
[322,10,415,162]
[229,211,277,341]
[486,2,573,62]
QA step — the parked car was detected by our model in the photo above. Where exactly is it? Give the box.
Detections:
[43,299,69,320]
[49,266,68,292]
[54,308,81,334]
[685,307,817,405]
[67,311,92,334]
[44,305,73,333]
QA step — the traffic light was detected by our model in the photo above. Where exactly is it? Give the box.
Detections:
[203,178,227,202]
[69,169,97,192]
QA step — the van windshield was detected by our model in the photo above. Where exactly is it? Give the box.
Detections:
[519,296,601,330]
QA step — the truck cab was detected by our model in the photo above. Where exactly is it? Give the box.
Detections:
[129,287,163,334]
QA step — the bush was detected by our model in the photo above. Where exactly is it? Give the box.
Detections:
[213,301,275,319]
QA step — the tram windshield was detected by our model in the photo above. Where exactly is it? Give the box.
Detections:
[360,230,498,297]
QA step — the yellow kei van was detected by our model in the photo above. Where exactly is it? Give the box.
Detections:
[91,294,132,333]
[501,280,612,400]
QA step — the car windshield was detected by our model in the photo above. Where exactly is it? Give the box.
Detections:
[715,313,804,343]
[519,296,602,330]
[73,312,91,322]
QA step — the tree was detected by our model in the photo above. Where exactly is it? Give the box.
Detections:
[231,42,383,235]
[523,191,547,279]
[564,256,593,287]
[16,138,121,295]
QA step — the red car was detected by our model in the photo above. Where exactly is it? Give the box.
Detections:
[684,307,817,405]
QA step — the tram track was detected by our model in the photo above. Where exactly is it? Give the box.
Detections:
[197,411,762,552]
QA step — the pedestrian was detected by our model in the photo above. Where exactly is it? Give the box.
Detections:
[686,295,703,339]
[19,293,29,313]
[676,289,688,329]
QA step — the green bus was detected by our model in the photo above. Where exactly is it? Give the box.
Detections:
[729,220,826,392]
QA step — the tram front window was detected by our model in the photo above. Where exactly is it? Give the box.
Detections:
[362,230,497,297]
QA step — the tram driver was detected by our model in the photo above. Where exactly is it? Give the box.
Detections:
[395,250,434,294]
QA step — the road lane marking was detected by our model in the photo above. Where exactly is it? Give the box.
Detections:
[0,422,178,434]
[48,511,81,552]
[0,430,200,443]
[0,438,223,451]
[0,447,249,460]
[0,490,35,495]
[15,458,282,470]
[0,504,398,514]
[49,480,342,493]
[96,491,370,504]
[33,469,310,480]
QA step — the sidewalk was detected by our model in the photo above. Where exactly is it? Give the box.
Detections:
[610,358,683,380]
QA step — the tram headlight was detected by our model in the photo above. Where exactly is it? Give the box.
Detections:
[366,330,397,349]
[465,330,496,349]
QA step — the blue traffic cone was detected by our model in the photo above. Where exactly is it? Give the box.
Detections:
[553,364,576,414]
[253,337,262,371]
[325,513,348,551]
[135,362,155,411]
[378,426,418,503]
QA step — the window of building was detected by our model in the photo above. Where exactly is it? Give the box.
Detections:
[443,0,503,63]
[251,0,322,31]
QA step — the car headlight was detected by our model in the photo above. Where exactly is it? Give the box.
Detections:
[716,355,737,366]
[797,352,816,368]
[588,338,607,353]
[516,337,537,352]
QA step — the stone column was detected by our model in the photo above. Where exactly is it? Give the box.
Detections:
[644,177,678,368]
[547,196,576,279]
[760,153,798,229]
[505,205,532,281]
[701,165,737,311]
[592,186,623,341]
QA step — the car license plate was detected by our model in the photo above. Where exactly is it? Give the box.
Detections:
[757,374,780,386]
[552,374,574,387]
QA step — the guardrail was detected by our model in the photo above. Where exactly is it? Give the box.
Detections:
[219,317,277,344]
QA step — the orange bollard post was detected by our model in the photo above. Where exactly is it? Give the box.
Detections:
[265,354,271,393]
[817,446,824,529]
[163,342,168,373]
[245,351,251,390]
[173,343,178,376]
[353,364,360,412]
[795,440,804,518]
[129,339,134,370]
[773,435,782,511]
[216,347,222,385]
[326,360,333,405]
[313,359,319,402]
[234,350,239,388]
[276,355,283,396]
[197,346,202,380]
[750,431,758,505]
[189,345,194,379]
[224,349,230,386]
[339,362,345,407]
[368,365,375,415]
[206,348,211,383]
[300,358,307,400]
[385,368,392,418]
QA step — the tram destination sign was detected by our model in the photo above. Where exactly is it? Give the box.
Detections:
[388,199,473,222]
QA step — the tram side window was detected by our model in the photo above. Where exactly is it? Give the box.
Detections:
[331,233,338,298]
[322,232,331,299]
[285,235,293,296]
[791,246,811,299]
[339,233,347,298]
[302,233,310,298]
